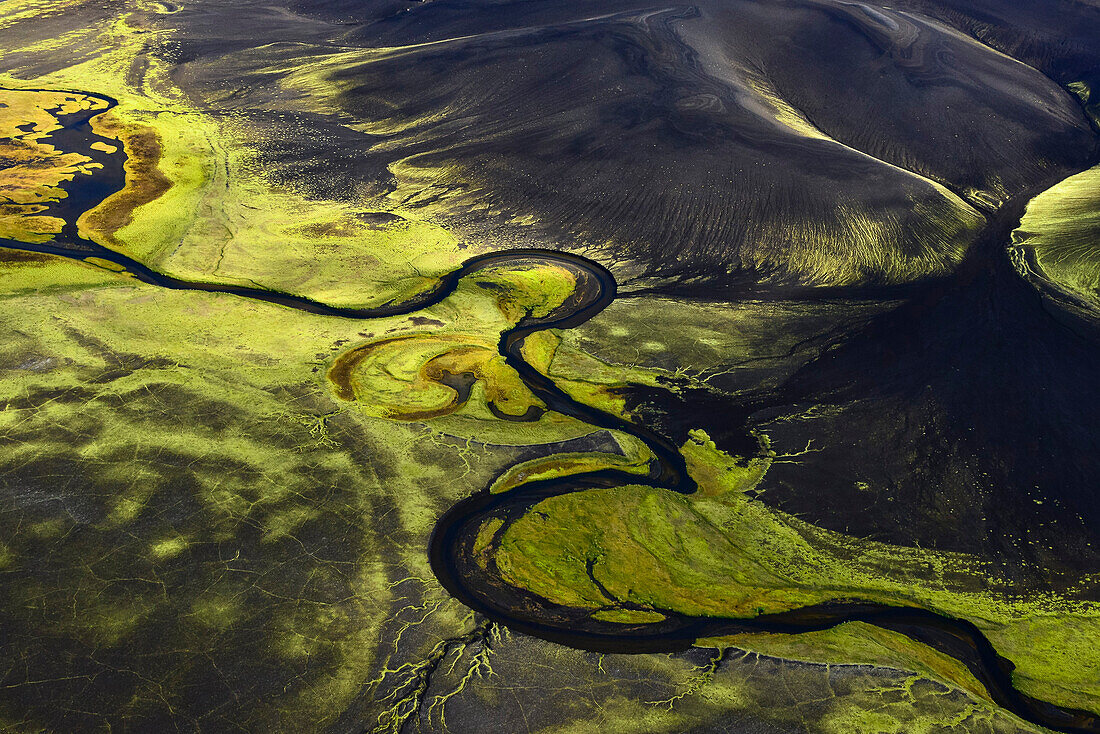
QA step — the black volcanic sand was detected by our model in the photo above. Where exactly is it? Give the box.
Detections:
[892,0,1100,85]
[178,0,1099,288]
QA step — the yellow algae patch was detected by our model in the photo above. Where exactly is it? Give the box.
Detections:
[0,88,107,243]
[1013,164,1100,312]
[592,609,667,624]
[78,112,171,247]
[700,622,991,704]
[489,445,652,495]
[328,333,541,421]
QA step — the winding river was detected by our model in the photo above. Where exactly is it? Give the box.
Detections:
[1,87,1098,733]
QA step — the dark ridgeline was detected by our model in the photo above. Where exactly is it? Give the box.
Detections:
[272,0,1095,285]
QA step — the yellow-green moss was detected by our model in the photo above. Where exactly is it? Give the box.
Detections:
[2,15,472,310]
[591,609,667,624]
[0,7,1090,730]
[324,260,665,446]
[0,88,107,243]
[700,622,990,703]
[492,430,1100,713]
[150,536,188,560]
[489,441,653,495]
[1013,164,1100,311]
[0,253,471,729]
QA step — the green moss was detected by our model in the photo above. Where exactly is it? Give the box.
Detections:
[1013,164,1100,311]
[988,615,1100,713]
[559,294,893,399]
[537,697,699,734]
[0,258,484,729]
[0,8,1090,730]
[189,595,243,630]
[1067,80,1098,125]
[472,517,504,563]
[469,261,578,320]
[26,518,67,539]
[489,445,652,495]
[492,430,1100,713]
[0,248,118,295]
[821,708,908,734]
[591,609,667,624]
[324,260,667,447]
[150,536,188,560]
[3,19,472,310]
[700,622,990,703]
[489,431,652,495]
[0,88,108,243]
[262,505,320,544]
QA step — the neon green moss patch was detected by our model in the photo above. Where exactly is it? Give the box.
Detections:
[700,622,990,704]
[1013,164,1100,312]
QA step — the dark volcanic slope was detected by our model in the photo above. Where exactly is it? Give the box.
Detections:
[326,6,984,287]
[730,0,1094,206]
[747,235,1100,582]
[236,0,1098,289]
[894,0,1100,84]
